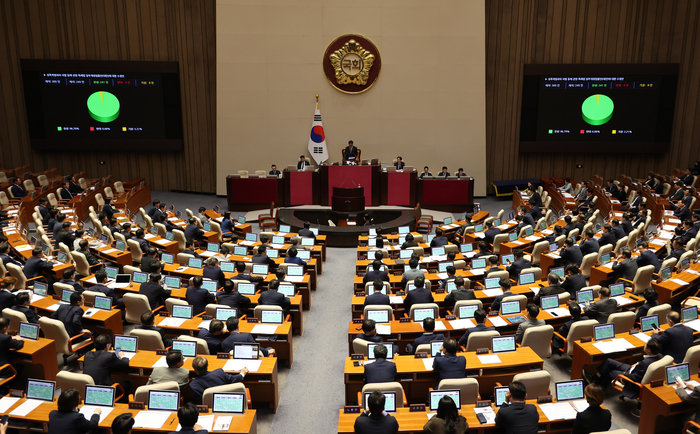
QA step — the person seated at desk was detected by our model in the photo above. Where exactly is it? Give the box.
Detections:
[437,166,450,178]
[473,242,493,260]
[139,272,172,309]
[119,222,133,242]
[528,205,543,222]
[156,210,182,234]
[403,276,433,312]
[456,168,467,179]
[101,197,117,222]
[576,189,595,214]
[505,248,530,278]
[619,213,634,236]
[364,344,397,384]
[221,211,235,239]
[186,276,216,316]
[571,384,611,434]
[169,402,209,434]
[598,224,616,248]
[674,362,700,425]
[354,391,399,434]
[533,273,566,305]
[420,166,433,179]
[545,225,563,245]
[430,228,449,248]
[140,247,163,273]
[46,209,60,235]
[495,381,539,434]
[211,245,230,262]
[8,177,26,198]
[284,247,307,268]
[217,279,250,314]
[147,199,161,220]
[90,269,123,306]
[562,216,575,237]
[286,235,309,253]
[65,175,83,194]
[259,279,291,311]
[0,317,25,382]
[400,233,418,249]
[682,219,698,244]
[0,277,17,315]
[668,237,687,262]
[635,287,659,323]
[0,243,22,269]
[11,291,39,324]
[583,287,618,323]
[515,303,545,344]
[189,357,248,405]
[490,279,514,313]
[269,164,281,176]
[137,311,172,348]
[185,217,206,246]
[51,214,68,240]
[585,338,662,399]
[58,269,83,294]
[234,261,264,284]
[298,221,316,239]
[83,334,131,400]
[203,257,227,288]
[133,229,150,255]
[439,266,457,290]
[364,280,390,308]
[147,349,190,387]
[343,140,359,162]
[24,247,55,281]
[111,413,134,434]
[400,257,425,288]
[605,249,638,288]
[481,258,500,279]
[482,220,501,245]
[181,240,201,259]
[610,219,625,240]
[356,319,386,344]
[559,178,574,195]
[423,395,468,434]
[106,217,121,236]
[406,317,445,355]
[518,206,536,230]
[393,156,405,170]
[363,260,389,285]
[48,388,100,434]
[222,317,275,357]
[362,214,373,226]
[444,277,475,309]
[552,302,589,353]
[675,199,693,222]
[561,264,586,295]
[579,230,600,255]
[652,310,694,363]
[432,338,466,382]
[297,155,310,170]
[560,238,583,266]
[196,207,210,224]
[38,197,51,225]
[198,319,224,354]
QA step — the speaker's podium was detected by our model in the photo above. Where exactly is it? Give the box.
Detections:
[331,187,365,213]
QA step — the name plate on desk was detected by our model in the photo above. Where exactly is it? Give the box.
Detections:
[217,353,231,359]
[351,354,364,360]
[396,291,405,296]
[84,302,93,308]
[158,311,169,317]
[435,289,445,294]
[537,396,553,404]
[476,400,491,408]
[409,404,426,412]
[129,402,145,410]
[476,348,489,355]
[352,319,363,324]
[580,336,592,343]
[7,330,17,336]
[356,292,366,297]
[9,390,22,398]
[650,379,664,388]
[202,315,212,320]
[414,352,428,358]
[488,311,498,316]
[445,315,456,321]
[247,318,258,323]
[629,329,639,334]
[400,317,411,323]
[344,406,361,414]
[156,349,168,356]
[196,405,208,413]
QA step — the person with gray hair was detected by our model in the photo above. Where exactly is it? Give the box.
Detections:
[203,256,226,287]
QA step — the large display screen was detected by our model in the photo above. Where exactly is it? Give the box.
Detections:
[519,64,678,153]
[21,59,183,150]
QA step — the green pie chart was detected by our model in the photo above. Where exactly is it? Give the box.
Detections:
[87,91,120,123]
[581,94,614,126]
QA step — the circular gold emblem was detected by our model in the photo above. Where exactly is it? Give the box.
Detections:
[323,34,381,94]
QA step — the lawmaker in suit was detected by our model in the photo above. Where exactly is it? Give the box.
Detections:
[8,177,27,198]
[91,270,123,306]
[579,230,600,255]
[609,249,638,287]
[529,190,543,208]
[184,217,206,244]
[432,338,466,382]
[587,338,662,398]
[458,309,495,347]
[0,277,17,317]
[406,318,446,355]
[515,304,546,344]
[147,350,190,386]
[284,247,307,267]
[430,228,449,248]
[136,311,172,348]
[363,260,389,284]
[400,257,426,288]
[552,303,589,352]
[342,140,359,162]
[189,356,247,404]
[222,317,274,357]
[298,221,316,239]
[354,391,399,434]
[169,402,209,434]
[494,381,539,434]
[675,371,700,425]
[420,167,433,179]
[197,319,225,354]
[139,273,172,309]
[217,280,250,314]
[532,273,566,305]
[482,221,501,245]
[259,279,291,311]
[598,224,616,248]
[48,389,100,434]
[572,384,611,434]
[505,249,530,278]
[403,276,433,312]
[24,247,55,280]
[437,166,450,177]
[561,264,586,295]
[635,287,659,323]
[583,287,618,323]
[443,277,475,309]
[394,156,405,170]
[51,292,88,337]
[252,244,276,267]
[636,241,661,273]
[610,219,625,240]
[0,243,22,268]
[83,334,131,399]
[186,276,216,315]
[269,164,281,176]
[364,344,397,384]
[11,291,40,324]
[141,247,163,273]
[363,279,390,308]
[423,395,468,434]
[202,257,227,289]
[652,310,694,363]
[297,155,310,170]
[0,318,24,380]
[560,238,583,266]
[490,279,514,312]
[234,261,264,284]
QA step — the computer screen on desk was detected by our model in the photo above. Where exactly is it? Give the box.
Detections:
[26,379,55,402]
[492,336,516,353]
[594,324,615,341]
[172,305,193,319]
[412,308,435,322]
[368,343,394,360]
[555,380,584,402]
[640,315,659,333]
[682,306,698,323]
[215,308,237,321]
[148,390,180,412]
[114,335,137,353]
[666,363,691,384]
[164,276,181,289]
[429,389,460,411]
[212,393,245,414]
[363,392,396,413]
[484,277,501,289]
[366,309,390,324]
[85,385,115,407]
[261,310,284,324]
[458,305,478,319]
[172,340,197,358]
[494,386,509,407]
[233,343,259,360]
[500,301,521,315]
[237,283,256,295]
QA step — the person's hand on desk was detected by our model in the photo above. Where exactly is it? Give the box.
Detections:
[268,348,276,357]
[0,417,8,434]
[240,367,250,376]
[93,408,102,415]
[194,424,204,430]
[12,335,24,341]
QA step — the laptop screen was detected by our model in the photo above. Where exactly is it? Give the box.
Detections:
[661,267,672,281]
[501,254,515,265]
[165,232,174,242]
[484,277,501,289]
[115,274,131,285]
[207,243,219,253]
[215,308,237,321]
[492,336,516,353]
[519,272,535,285]
[368,228,377,236]
[220,262,235,272]
[446,281,457,293]
[461,244,473,253]
[363,392,396,413]
[272,236,285,245]
[301,237,314,247]
[33,282,48,296]
[430,341,443,357]
[212,393,245,414]
[426,235,435,243]
[494,219,502,226]
[61,289,74,303]
[667,363,691,384]
[366,309,390,324]
[26,379,56,402]
[261,310,283,324]
[232,343,259,360]
[161,253,174,265]
[509,232,518,242]
[19,322,39,340]
[432,247,445,257]
[41,244,52,257]
[475,224,484,232]
[472,258,486,269]
[297,250,311,261]
[278,225,291,233]
[245,233,257,242]
[551,267,565,278]
[683,306,699,323]
[202,280,218,293]
[114,335,138,353]
[594,324,615,341]
[164,276,181,290]
[458,305,478,319]
[609,283,625,297]
[640,315,659,333]
[287,265,303,276]
[444,217,452,225]
[133,271,148,284]
[234,246,248,256]
[501,301,521,315]
[238,216,246,224]
[252,264,268,275]
[94,295,112,311]
[85,385,115,407]
[413,308,435,322]
[438,261,454,273]
[429,389,460,411]
[56,251,68,263]
[268,249,279,259]
[151,226,159,236]
[237,283,256,295]
[188,258,203,269]
[555,380,585,402]
[541,295,559,310]
[549,243,558,252]
[398,226,410,234]
[148,390,180,411]
[400,249,413,259]
[600,253,611,265]
[172,305,193,319]
[278,284,295,297]
[172,340,197,358]
[577,289,593,304]
[368,343,394,360]
[525,227,534,236]
[203,223,212,232]
[495,386,509,407]
[105,266,118,279]
[310,228,318,236]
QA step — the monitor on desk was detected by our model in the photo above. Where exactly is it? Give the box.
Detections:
[150,227,159,236]
[365,309,390,324]
[237,283,256,295]
[412,308,435,322]
[549,243,558,252]
[472,258,486,269]
[398,226,410,235]
[660,267,672,281]
[201,280,218,293]
[438,261,454,273]
[519,272,535,285]
[607,283,625,298]
[238,216,246,224]
[212,393,246,414]
[484,277,501,290]
[457,305,478,319]
[426,235,435,244]
[429,389,460,411]
[501,254,515,265]
[501,301,521,315]
[232,343,259,360]
[683,306,698,323]
[85,385,115,407]
[287,265,303,277]
[640,315,659,333]
[595,223,601,232]
[475,224,484,232]
[114,335,138,353]
[172,305,193,319]
[252,264,268,275]
[406,282,416,291]
[494,386,509,407]
[148,390,180,412]
[215,308,237,321]
[207,243,219,253]
[56,251,68,263]
[172,340,197,358]
[267,249,279,259]
[164,276,181,290]
[399,249,413,259]
[94,295,112,311]
[541,295,559,310]
[444,217,452,225]
[245,233,257,242]
[525,227,534,237]
[33,282,48,297]
[430,341,443,357]
[666,363,691,385]
[492,336,516,353]
[594,324,615,341]
[260,309,284,324]
[165,232,174,242]
[161,253,174,265]
[576,289,594,304]
[278,284,295,297]
[363,392,396,413]
[202,223,212,232]
[61,289,74,303]
[494,218,502,226]
[555,380,585,402]
[461,244,473,253]
[539,221,547,231]
[600,253,611,265]
[105,266,118,280]
[99,234,108,245]
[29,235,37,246]
[26,379,56,402]
[680,257,691,271]
[279,225,291,234]
[368,228,377,237]
[234,246,249,256]
[508,232,518,242]
[368,343,394,360]
[19,322,39,340]
[310,228,318,236]
[220,262,235,273]
[133,271,148,284]
[551,267,565,279]
[446,281,457,293]
[188,258,203,269]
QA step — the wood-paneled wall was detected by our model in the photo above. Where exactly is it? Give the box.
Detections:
[486,0,700,193]
[0,0,216,193]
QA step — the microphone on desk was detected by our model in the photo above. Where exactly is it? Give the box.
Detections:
[339,179,347,188]
[350,179,357,187]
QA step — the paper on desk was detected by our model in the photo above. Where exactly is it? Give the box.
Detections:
[79,405,114,423]
[613,296,633,307]
[30,294,45,303]
[474,233,485,239]
[463,252,476,258]
[422,358,434,371]
[213,415,232,431]
[477,355,502,364]
[548,253,561,259]
[153,239,169,245]
[158,317,186,327]
[530,286,541,295]
[658,231,674,240]
[611,338,635,349]
[10,399,44,416]
[46,303,63,312]
[670,278,689,286]
[175,222,186,226]
[286,276,304,283]
[473,407,496,424]
[650,239,667,247]
[0,397,20,413]
[592,338,634,354]
[83,308,99,317]
[178,414,214,432]
[102,248,118,254]
[152,356,169,368]
[482,289,503,297]
[251,324,278,334]
[525,235,541,241]
[119,351,138,360]
[15,244,32,252]
[432,255,447,261]
[433,320,447,331]
[239,241,255,246]
[449,319,475,330]
[634,333,652,344]
[223,359,262,372]
[545,308,571,317]
[539,402,578,421]
[144,234,156,239]
[685,320,700,332]
[498,224,510,230]
[133,410,172,429]
[4,231,16,235]
[389,296,404,304]
[489,316,508,327]
[511,240,525,245]
[571,399,589,412]
[270,244,285,250]
[375,324,391,335]
[436,273,449,280]
[668,218,681,224]
[426,413,437,420]
[198,320,212,330]
[363,360,375,365]
[200,251,216,257]
[470,268,485,276]
[662,224,677,232]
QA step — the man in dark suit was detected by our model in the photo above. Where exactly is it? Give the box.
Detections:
[363,280,390,308]
[552,303,589,352]
[669,237,687,262]
[48,390,101,432]
[483,220,501,245]
[66,175,84,194]
[147,200,161,219]
[406,318,446,354]
[38,197,51,225]
[420,167,433,179]
[0,243,22,268]
[140,247,162,273]
[652,311,694,363]
[400,233,419,249]
[533,273,566,305]
[529,205,543,222]
[51,214,67,240]
[59,181,74,201]
[58,269,84,293]
[189,356,247,404]
[91,270,123,306]
[196,319,224,355]
[620,213,634,235]
[297,155,310,170]
[432,338,466,382]
[519,206,536,229]
[483,257,502,278]
[443,277,475,309]
[75,239,102,269]
[574,213,587,235]
[139,273,171,309]
[394,156,405,170]
[234,261,264,285]
[437,166,450,177]
[217,280,250,313]
[259,279,291,311]
[610,249,638,287]
[8,177,26,198]
[11,292,39,324]
[202,258,227,288]
[364,344,397,383]
[529,187,543,208]
[563,215,575,237]
[579,230,600,255]
[682,219,698,244]
[343,140,359,162]
[675,200,692,222]
[610,219,625,240]
[636,241,661,273]
[186,276,216,315]
[458,309,496,348]
[184,217,205,245]
[298,221,316,239]
[586,338,663,398]
[54,222,76,250]
[363,260,389,285]
[598,224,616,248]
[561,264,586,295]
[495,381,540,433]
[505,249,531,278]
[576,189,595,214]
[24,248,55,282]
[430,228,449,248]
[0,318,25,380]
[83,334,131,399]
[561,238,583,266]
[222,317,274,356]
[269,164,281,176]
[490,279,514,312]
[354,392,399,434]
[622,192,644,213]
[169,402,208,434]
[584,287,618,323]
[403,276,433,313]
[136,311,172,348]
[251,245,275,268]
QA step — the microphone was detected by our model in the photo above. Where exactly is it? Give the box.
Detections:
[350,179,357,187]
[339,179,347,188]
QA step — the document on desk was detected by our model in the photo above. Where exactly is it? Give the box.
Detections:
[158,317,186,327]
[198,320,212,330]
[152,356,169,368]
[684,320,700,332]
[79,405,114,422]
[530,286,541,295]
[473,407,496,424]
[541,229,553,235]
[200,251,216,257]
[436,273,449,280]
[422,358,434,371]
[270,244,285,249]
[449,319,475,330]
[177,414,214,432]
[83,308,99,317]
[498,224,510,230]
[433,320,447,331]
[650,239,667,246]
[212,415,232,431]
[15,244,32,252]
[525,235,541,241]
[286,276,304,283]
[133,410,172,429]
[662,224,677,232]
[154,239,170,245]
[389,296,404,304]
[102,248,118,254]
[251,324,278,334]
[511,240,525,245]
[613,296,633,306]
[223,359,262,372]
[634,333,652,344]
[474,233,485,239]
[375,324,391,335]
[657,231,674,240]
[469,268,485,276]
[593,338,635,354]
[0,397,19,413]
[239,241,255,246]
[144,234,156,239]
[545,308,571,318]
[571,399,589,412]
[477,355,502,364]
[46,303,64,312]
[488,316,508,327]
[670,278,689,286]
[10,399,44,416]
[482,289,503,297]
[539,402,578,420]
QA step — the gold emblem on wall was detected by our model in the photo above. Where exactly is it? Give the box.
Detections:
[323,34,381,94]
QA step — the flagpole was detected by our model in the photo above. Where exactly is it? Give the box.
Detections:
[316,94,319,109]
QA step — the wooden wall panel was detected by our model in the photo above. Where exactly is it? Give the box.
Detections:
[486,0,700,193]
[0,0,216,193]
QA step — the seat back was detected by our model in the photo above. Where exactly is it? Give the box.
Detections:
[598,244,613,262]
[500,295,526,314]
[154,223,167,239]
[518,225,533,238]
[254,305,284,321]
[363,305,394,320]
[127,239,143,264]
[407,246,424,257]
[530,242,548,266]
[647,303,672,325]
[124,265,141,276]
[580,253,599,279]
[453,300,483,314]
[568,228,580,241]
[53,282,76,300]
[512,371,551,398]
[465,331,501,352]
[361,382,405,407]
[640,355,674,385]
[166,298,188,315]
[492,234,509,256]
[1,308,26,331]
[237,170,249,178]
[210,221,224,243]
[352,338,372,357]
[613,237,629,256]
[130,329,165,350]
[82,290,103,305]
[38,317,72,354]
[23,179,35,192]
[6,263,28,290]
[56,371,94,393]
[408,303,439,321]
[172,230,187,251]
[521,325,554,358]
[104,187,114,199]
[437,378,480,405]
[95,193,105,208]
[58,242,73,264]
[114,181,125,193]
[627,229,640,250]
[564,320,599,355]
[444,244,458,254]
[607,311,636,334]
[205,304,230,317]
[486,270,509,282]
[70,251,91,277]
[520,267,542,282]
[202,383,248,409]
[683,345,700,367]
[133,382,180,403]
[123,293,152,324]
[177,335,210,355]
[79,178,88,189]
[631,265,655,294]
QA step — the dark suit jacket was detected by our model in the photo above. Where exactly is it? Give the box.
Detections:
[343,145,359,159]
[637,250,661,273]
[11,304,40,324]
[298,228,315,238]
[494,402,539,434]
[0,291,16,316]
[234,272,264,284]
[529,192,543,208]
[580,239,600,255]
[522,213,536,228]
[670,248,686,262]
[363,270,390,284]
[572,405,612,434]
[612,258,638,285]
[0,253,22,268]
[252,254,276,267]
[432,353,466,382]
[39,205,50,225]
[353,412,399,434]
[621,220,634,235]
[189,368,244,404]
[197,328,223,354]
[102,204,116,221]
[59,279,84,293]
[584,298,618,323]
[221,331,268,356]
[598,232,617,248]
[83,350,129,385]
[51,304,84,336]
[140,256,161,273]
[363,292,390,307]
[91,283,120,306]
[561,245,583,266]
[620,354,664,398]
[55,229,75,250]
[185,224,205,242]
[186,286,216,315]
[297,160,310,170]
[506,258,531,278]
[10,184,26,198]
[364,357,397,384]
[202,266,227,288]
[612,225,625,240]
[561,274,586,294]
[409,332,446,355]
[259,290,291,310]
[458,323,495,347]
[654,324,694,363]
[529,206,543,221]
[403,287,433,312]
[48,410,99,434]
[430,237,449,248]
[675,206,692,222]
[553,315,590,349]
[0,333,24,366]
[137,238,150,254]
[484,228,501,245]
[533,285,566,304]
[60,189,73,200]
[217,291,250,311]
[490,291,514,312]
[24,256,53,278]
[444,288,476,309]
[139,281,172,309]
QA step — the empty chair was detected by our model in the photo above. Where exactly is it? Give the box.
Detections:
[123,293,157,324]
[131,329,165,350]
[465,330,500,352]
[202,383,250,409]
[512,371,551,397]
[521,325,554,359]
[81,290,103,306]
[485,270,509,282]
[132,382,180,402]
[607,311,636,334]
[437,378,480,405]
[520,267,542,282]
[39,317,93,360]
[352,338,372,357]
[619,265,655,294]
[580,253,599,281]
[23,179,35,192]
[553,319,598,356]
[363,305,394,320]
[177,335,210,355]
[127,239,143,264]
[408,303,439,321]
[647,303,672,325]
[613,237,629,256]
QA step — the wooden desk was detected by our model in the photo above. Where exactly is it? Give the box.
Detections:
[343,347,543,404]
[651,264,700,305]
[638,374,699,434]
[30,296,124,336]
[13,337,59,381]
